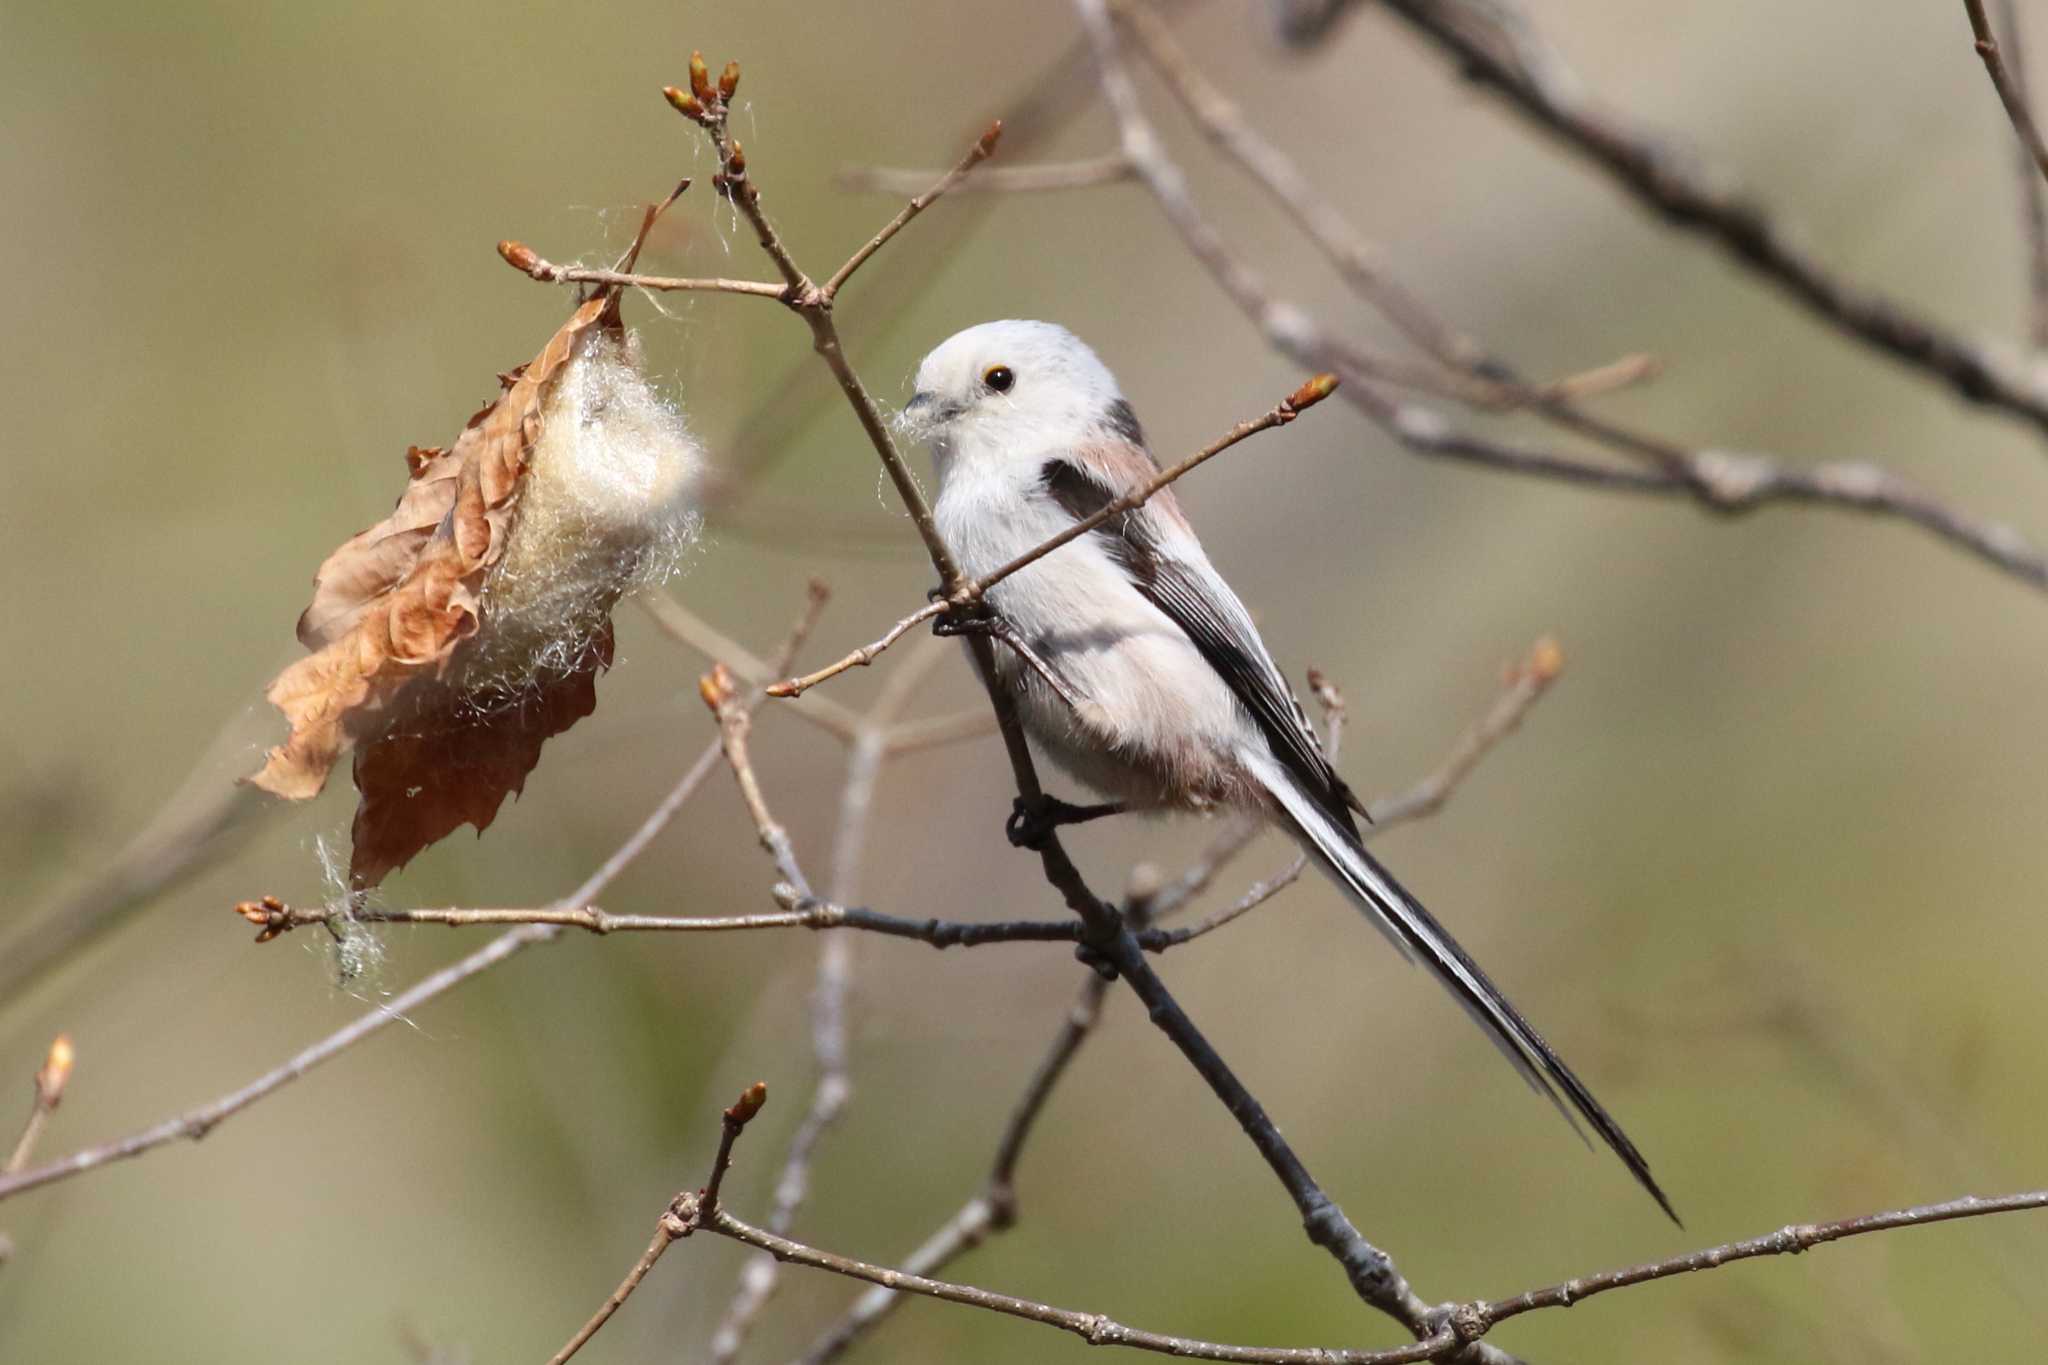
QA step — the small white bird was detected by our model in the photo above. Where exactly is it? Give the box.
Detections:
[906,320,1674,1221]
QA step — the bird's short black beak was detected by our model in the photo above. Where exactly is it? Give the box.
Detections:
[905,391,932,413]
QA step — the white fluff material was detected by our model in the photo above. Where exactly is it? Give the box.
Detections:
[473,328,703,691]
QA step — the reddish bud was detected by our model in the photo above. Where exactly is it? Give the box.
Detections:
[36,1035,74,1108]
[1285,373,1339,412]
[726,140,747,176]
[689,51,714,105]
[497,240,540,275]
[718,61,740,101]
[725,1080,769,1125]
[698,663,737,712]
[976,119,1004,157]
[663,84,702,119]
[1526,637,1565,682]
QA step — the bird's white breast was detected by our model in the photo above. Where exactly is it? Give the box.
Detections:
[932,445,1254,809]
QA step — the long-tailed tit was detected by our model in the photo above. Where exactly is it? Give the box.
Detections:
[905,319,1674,1221]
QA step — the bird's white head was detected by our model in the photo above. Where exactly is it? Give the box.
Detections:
[901,320,1143,475]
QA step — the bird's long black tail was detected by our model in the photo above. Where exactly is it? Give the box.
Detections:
[1253,750,1678,1223]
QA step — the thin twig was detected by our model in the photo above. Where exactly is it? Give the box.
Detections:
[1364,639,1561,826]
[823,122,1005,300]
[712,1199,1457,1364]
[957,373,1339,604]
[640,594,863,741]
[796,871,1164,1364]
[1996,0,2048,346]
[708,721,888,1359]
[1966,0,2048,189]
[882,708,1000,755]
[544,1222,680,1365]
[687,73,966,583]
[839,154,1135,197]
[4,1037,73,1177]
[768,601,947,699]
[1119,0,1482,370]
[229,895,1078,944]
[772,375,1340,704]
[494,241,787,298]
[706,664,815,899]
[1465,1190,2048,1334]
[545,1080,769,1365]
[0,920,558,1206]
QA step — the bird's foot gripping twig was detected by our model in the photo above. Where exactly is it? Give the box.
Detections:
[1005,793,1129,851]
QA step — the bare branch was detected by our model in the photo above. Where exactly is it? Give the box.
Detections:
[4,1037,73,1177]
[823,121,1004,300]
[840,153,1135,197]
[1081,0,2048,593]
[1365,639,1562,827]
[1119,0,1482,371]
[882,707,1000,755]
[0,919,559,1206]
[959,373,1339,604]
[494,241,788,298]
[544,1221,680,1365]
[768,602,947,700]
[705,663,816,898]
[546,1080,770,1365]
[1965,0,2048,190]
[1378,0,2048,439]
[1464,1190,2048,1336]
[640,594,863,741]
[1996,0,2048,346]
[709,1197,1458,1364]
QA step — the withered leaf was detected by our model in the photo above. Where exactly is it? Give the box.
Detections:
[347,624,614,888]
[248,291,624,885]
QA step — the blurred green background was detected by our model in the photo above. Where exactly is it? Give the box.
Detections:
[4,1,2045,1361]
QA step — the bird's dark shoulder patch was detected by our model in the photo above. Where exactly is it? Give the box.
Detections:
[1038,458,1161,586]
[1102,398,1146,447]
[1040,458,1115,523]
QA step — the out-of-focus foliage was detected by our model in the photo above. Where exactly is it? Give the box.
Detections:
[2,2,2044,1362]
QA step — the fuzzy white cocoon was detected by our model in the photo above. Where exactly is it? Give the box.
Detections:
[473,329,703,690]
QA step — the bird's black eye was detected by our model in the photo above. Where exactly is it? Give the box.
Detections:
[982,365,1015,394]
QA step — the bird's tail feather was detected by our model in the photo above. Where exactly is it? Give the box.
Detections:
[1251,751,1678,1224]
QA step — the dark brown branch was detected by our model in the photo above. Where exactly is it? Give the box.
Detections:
[1379,0,2048,439]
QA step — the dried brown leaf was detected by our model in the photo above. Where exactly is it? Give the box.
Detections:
[347,623,614,887]
[247,293,622,883]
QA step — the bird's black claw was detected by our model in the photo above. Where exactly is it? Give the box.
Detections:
[1007,794,1127,849]
[1006,796,1055,850]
